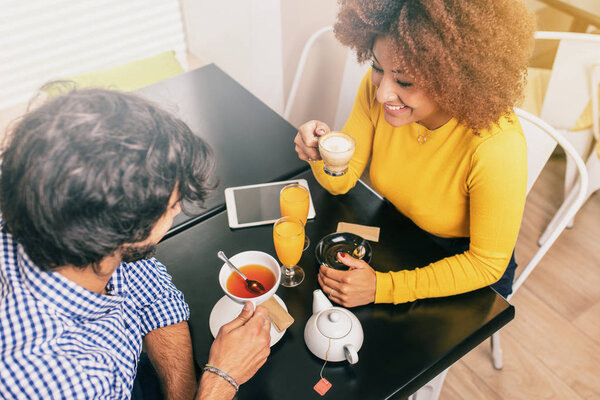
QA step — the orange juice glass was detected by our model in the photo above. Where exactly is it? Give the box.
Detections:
[280,183,310,250]
[280,184,309,223]
[273,216,305,287]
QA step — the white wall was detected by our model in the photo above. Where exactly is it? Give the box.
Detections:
[181,0,285,113]
[280,0,338,101]
[180,0,338,119]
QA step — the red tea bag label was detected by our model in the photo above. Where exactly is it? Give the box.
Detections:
[314,378,332,396]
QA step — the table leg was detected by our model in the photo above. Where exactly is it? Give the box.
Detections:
[408,369,449,400]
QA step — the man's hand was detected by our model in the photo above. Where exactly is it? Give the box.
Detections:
[197,302,271,399]
[318,252,377,307]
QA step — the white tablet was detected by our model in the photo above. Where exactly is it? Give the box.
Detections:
[224,179,316,229]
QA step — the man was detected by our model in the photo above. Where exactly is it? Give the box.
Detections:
[0,89,270,399]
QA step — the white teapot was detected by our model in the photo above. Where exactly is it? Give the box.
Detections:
[304,289,364,364]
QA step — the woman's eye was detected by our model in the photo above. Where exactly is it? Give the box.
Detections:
[371,63,383,74]
[396,80,412,88]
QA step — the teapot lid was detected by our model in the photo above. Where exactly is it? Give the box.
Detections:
[316,309,352,339]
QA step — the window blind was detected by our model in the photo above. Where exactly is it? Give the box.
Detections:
[0,0,187,109]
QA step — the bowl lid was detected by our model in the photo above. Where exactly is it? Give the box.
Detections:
[316,309,352,339]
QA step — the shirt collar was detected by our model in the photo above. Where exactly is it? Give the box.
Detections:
[18,244,127,320]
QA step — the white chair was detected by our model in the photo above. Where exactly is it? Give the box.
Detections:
[284,26,370,130]
[410,108,589,400]
[588,64,600,201]
[489,107,589,371]
[522,31,600,245]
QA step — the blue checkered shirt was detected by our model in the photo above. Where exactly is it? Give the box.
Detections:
[0,223,190,399]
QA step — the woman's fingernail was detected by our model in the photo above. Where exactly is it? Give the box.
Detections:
[338,252,345,258]
[316,128,325,134]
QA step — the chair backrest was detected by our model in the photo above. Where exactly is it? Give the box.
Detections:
[512,107,589,295]
[518,108,560,194]
[518,106,588,195]
[284,26,370,130]
[535,31,600,131]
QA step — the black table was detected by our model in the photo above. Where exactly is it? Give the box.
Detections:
[136,64,308,237]
[155,170,514,399]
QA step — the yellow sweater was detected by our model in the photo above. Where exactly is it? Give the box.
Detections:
[311,71,527,304]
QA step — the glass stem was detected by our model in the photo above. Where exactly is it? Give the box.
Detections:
[283,266,295,277]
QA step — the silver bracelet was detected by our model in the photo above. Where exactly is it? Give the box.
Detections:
[203,364,239,392]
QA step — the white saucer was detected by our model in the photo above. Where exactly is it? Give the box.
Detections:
[209,294,287,347]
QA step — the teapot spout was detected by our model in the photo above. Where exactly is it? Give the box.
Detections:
[312,289,333,314]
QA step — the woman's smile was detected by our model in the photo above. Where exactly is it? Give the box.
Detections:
[383,102,409,116]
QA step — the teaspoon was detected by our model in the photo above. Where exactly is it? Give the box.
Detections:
[353,245,366,259]
[217,251,266,295]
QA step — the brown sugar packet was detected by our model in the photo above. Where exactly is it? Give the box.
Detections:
[336,222,380,242]
[261,296,294,333]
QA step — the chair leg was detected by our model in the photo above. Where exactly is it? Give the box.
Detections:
[409,369,449,400]
[586,151,600,197]
[537,176,587,246]
[562,128,594,191]
[539,134,594,246]
[491,332,503,370]
[540,147,599,246]
[563,156,577,229]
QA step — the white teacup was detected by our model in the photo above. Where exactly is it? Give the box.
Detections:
[218,250,281,306]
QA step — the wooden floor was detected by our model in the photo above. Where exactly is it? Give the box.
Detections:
[440,156,600,400]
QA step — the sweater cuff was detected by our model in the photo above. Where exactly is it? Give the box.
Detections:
[309,160,325,177]
[375,271,394,303]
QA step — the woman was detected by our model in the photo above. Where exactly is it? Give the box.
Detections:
[294,0,535,307]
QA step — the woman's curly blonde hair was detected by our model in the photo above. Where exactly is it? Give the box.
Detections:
[335,0,536,130]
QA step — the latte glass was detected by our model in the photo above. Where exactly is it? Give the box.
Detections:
[318,131,356,176]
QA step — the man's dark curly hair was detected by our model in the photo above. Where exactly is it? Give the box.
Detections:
[0,88,215,271]
[335,0,536,130]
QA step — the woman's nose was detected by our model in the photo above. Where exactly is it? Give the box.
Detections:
[377,76,398,103]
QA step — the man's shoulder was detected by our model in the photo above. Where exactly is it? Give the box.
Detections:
[120,257,165,279]
[118,257,170,298]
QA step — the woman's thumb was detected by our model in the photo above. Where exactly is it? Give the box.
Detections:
[337,252,365,269]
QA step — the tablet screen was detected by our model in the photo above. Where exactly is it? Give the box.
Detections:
[233,181,298,225]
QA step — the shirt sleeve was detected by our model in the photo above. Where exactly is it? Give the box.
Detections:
[125,257,190,335]
[375,130,527,303]
[310,69,376,195]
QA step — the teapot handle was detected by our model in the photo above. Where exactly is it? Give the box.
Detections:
[343,344,359,364]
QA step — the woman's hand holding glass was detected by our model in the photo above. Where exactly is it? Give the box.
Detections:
[293,120,330,162]
[318,252,377,308]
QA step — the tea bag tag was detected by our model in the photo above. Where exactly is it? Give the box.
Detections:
[313,378,332,396]
[313,338,333,395]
